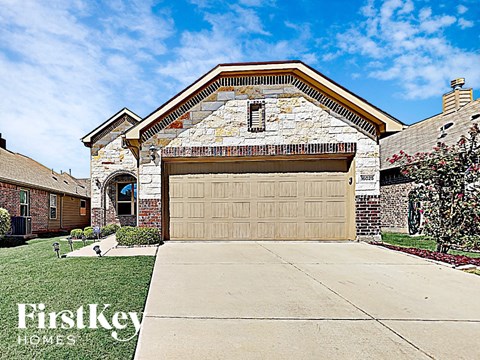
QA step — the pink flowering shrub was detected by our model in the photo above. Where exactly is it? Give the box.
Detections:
[387,124,480,253]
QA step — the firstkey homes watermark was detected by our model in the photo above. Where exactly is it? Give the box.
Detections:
[17,303,141,345]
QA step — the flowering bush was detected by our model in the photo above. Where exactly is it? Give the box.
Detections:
[0,208,10,238]
[388,124,480,253]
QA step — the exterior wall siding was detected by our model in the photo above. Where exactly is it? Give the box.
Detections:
[0,181,89,233]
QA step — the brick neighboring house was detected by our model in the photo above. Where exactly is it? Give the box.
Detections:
[380,79,480,233]
[83,61,404,241]
[0,134,91,235]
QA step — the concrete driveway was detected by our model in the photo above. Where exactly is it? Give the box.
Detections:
[134,242,480,360]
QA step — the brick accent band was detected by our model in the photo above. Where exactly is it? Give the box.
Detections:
[355,195,381,238]
[138,199,162,231]
[162,143,356,158]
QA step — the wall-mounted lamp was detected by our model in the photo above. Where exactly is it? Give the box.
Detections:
[95,178,101,188]
[149,145,157,162]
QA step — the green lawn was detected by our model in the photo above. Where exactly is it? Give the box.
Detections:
[382,232,480,258]
[0,237,155,359]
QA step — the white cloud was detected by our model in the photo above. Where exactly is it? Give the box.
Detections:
[157,3,316,88]
[330,0,480,99]
[458,18,474,29]
[457,4,468,15]
[0,0,174,177]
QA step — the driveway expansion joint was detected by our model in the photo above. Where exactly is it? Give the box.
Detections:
[255,242,436,360]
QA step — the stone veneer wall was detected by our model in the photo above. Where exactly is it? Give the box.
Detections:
[135,85,381,239]
[90,119,137,227]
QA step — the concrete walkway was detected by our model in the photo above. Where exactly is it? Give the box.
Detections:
[135,241,480,360]
[66,235,157,257]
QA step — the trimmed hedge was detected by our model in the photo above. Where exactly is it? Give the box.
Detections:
[83,226,95,240]
[101,224,120,237]
[0,208,10,238]
[116,226,162,246]
[70,229,83,239]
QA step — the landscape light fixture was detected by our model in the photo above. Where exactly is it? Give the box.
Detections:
[93,245,102,257]
[149,145,157,162]
[82,235,87,247]
[52,242,60,258]
[67,237,74,252]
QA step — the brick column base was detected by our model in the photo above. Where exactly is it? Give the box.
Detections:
[355,195,381,241]
[138,199,162,232]
[91,208,104,227]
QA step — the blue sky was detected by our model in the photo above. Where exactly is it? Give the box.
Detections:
[0,0,478,178]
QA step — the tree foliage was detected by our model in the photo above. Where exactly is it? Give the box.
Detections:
[388,124,480,252]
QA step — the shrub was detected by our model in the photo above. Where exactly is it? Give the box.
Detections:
[101,223,120,237]
[70,229,83,239]
[83,227,95,240]
[116,226,162,246]
[0,208,10,238]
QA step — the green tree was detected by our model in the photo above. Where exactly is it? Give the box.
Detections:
[389,124,480,253]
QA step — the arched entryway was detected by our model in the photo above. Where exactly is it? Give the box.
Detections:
[101,170,137,227]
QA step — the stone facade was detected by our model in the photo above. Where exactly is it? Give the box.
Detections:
[90,117,138,227]
[89,82,384,240]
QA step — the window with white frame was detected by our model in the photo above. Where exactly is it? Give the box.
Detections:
[50,194,57,219]
[117,182,137,216]
[20,189,30,216]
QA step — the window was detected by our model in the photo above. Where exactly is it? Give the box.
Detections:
[50,194,57,219]
[20,190,30,216]
[248,101,265,132]
[80,200,87,216]
[117,182,137,216]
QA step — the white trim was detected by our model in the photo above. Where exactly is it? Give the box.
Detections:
[82,108,142,144]
[49,194,57,220]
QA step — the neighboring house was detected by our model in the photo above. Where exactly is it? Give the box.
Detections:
[0,134,91,235]
[82,61,404,241]
[380,79,480,233]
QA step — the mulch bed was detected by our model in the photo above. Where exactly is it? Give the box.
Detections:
[372,242,480,267]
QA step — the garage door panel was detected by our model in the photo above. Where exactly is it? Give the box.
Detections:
[277,201,298,218]
[169,161,352,241]
[257,202,276,219]
[232,202,251,218]
[257,222,275,239]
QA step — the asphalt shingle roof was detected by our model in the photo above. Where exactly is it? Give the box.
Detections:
[0,147,90,198]
[380,99,480,170]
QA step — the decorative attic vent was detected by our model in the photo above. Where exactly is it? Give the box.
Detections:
[248,101,265,132]
[438,122,454,139]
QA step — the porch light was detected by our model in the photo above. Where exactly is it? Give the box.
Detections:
[93,245,102,257]
[52,242,60,258]
[149,145,157,161]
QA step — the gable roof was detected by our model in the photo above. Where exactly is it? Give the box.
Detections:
[380,99,480,171]
[81,107,141,146]
[125,61,404,143]
[0,147,90,198]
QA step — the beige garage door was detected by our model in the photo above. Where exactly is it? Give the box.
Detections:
[167,160,354,241]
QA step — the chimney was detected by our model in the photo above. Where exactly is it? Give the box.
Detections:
[0,133,6,150]
[442,78,473,114]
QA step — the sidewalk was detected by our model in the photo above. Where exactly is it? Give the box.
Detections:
[66,235,157,257]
